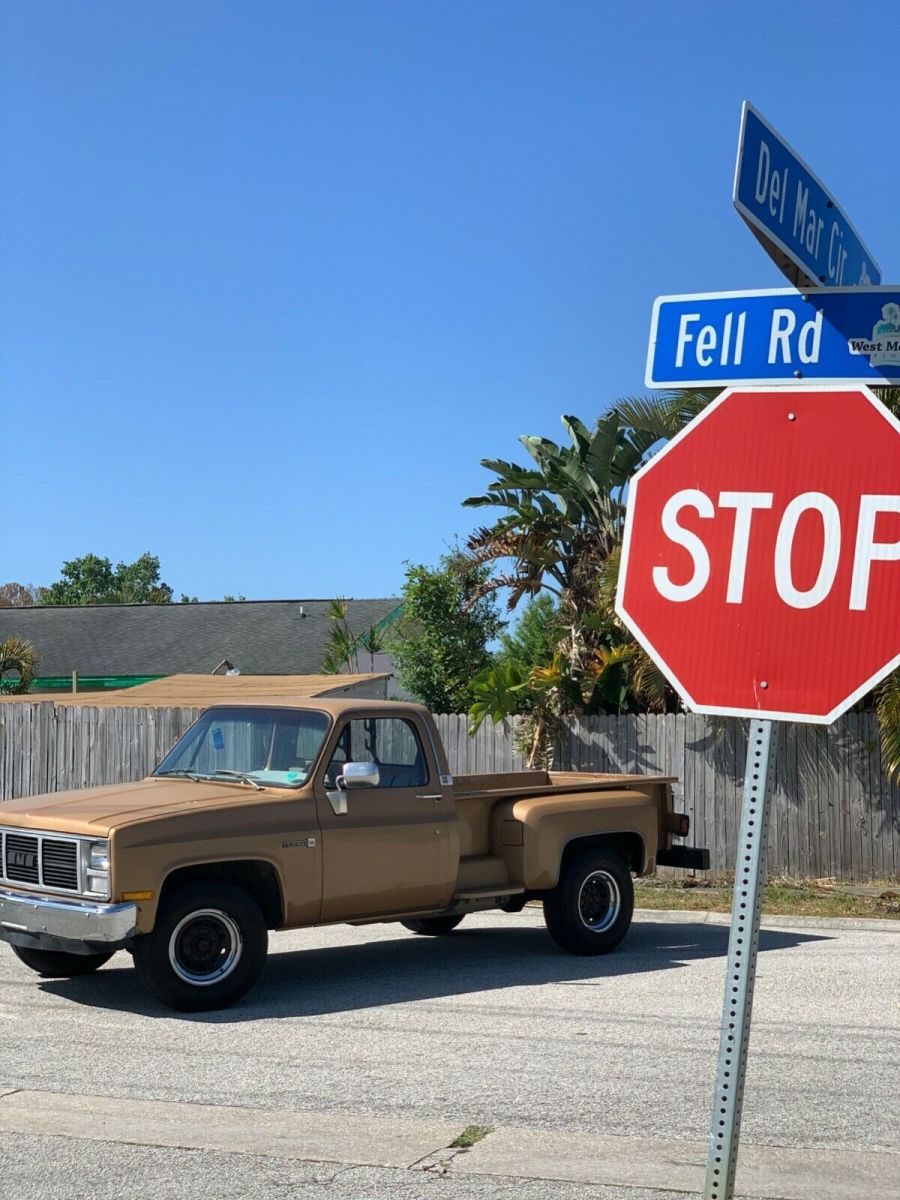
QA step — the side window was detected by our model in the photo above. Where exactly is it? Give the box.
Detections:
[325,718,428,789]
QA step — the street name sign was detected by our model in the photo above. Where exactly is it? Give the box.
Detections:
[646,286,900,388]
[616,386,900,723]
[734,102,881,289]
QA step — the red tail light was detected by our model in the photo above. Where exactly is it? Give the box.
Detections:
[665,812,690,837]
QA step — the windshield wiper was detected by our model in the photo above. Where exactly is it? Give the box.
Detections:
[155,769,203,781]
[209,769,264,792]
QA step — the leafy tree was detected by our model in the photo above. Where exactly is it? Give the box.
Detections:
[387,555,504,712]
[41,553,173,605]
[494,594,559,678]
[0,637,40,694]
[0,582,44,607]
[113,554,174,604]
[179,594,247,603]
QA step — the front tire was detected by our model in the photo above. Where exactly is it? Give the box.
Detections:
[543,850,634,955]
[400,915,464,936]
[133,882,267,1012]
[11,945,113,977]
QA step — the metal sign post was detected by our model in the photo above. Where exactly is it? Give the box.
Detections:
[703,720,775,1199]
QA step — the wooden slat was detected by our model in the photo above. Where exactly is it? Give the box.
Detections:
[861,712,880,881]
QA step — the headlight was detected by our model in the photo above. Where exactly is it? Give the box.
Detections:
[89,842,110,871]
[81,839,111,899]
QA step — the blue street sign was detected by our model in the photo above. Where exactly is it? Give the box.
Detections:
[734,103,881,289]
[646,287,900,388]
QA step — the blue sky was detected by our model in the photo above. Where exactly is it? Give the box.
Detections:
[2,2,897,603]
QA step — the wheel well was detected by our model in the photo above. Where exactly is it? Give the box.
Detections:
[160,861,284,929]
[560,832,645,878]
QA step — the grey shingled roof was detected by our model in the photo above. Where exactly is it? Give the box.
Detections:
[0,599,402,678]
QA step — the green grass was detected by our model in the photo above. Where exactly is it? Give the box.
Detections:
[634,876,900,920]
[450,1125,495,1149]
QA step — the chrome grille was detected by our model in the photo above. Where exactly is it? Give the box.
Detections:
[41,839,79,890]
[5,834,39,884]
[1,828,82,893]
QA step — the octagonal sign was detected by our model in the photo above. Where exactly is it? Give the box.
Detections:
[615,386,900,722]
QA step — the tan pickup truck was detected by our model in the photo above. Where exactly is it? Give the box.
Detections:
[0,698,708,1011]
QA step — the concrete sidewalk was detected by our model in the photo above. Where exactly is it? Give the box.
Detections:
[0,1088,896,1200]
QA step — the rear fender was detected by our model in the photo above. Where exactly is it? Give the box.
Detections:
[498,789,661,890]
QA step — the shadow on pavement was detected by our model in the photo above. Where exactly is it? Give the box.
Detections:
[34,918,829,1022]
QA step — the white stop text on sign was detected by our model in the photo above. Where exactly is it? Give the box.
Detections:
[653,490,900,610]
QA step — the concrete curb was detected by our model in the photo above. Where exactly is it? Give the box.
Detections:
[633,907,900,933]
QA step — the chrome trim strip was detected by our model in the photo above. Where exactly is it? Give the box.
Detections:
[0,889,136,947]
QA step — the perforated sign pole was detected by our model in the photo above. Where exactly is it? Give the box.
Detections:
[703,720,776,1200]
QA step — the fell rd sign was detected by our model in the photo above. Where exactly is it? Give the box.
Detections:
[646,287,900,388]
[616,386,900,723]
[734,102,881,289]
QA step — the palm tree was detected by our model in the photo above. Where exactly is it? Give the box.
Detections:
[874,671,900,781]
[462,414,633,613]
[320,599,359,674]
[463,393,719,611]
[462,401,714,762]
[320,599,389,676]
[0,638,40,695]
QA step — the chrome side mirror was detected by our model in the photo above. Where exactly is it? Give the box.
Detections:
[340,761,380,789]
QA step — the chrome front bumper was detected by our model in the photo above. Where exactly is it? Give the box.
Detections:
[0,888,137,955]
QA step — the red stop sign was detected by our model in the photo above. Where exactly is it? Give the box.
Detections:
[615,386,900,722]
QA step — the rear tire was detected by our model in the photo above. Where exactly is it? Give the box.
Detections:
[400,915,464,936]
[133,882,267,1012]
[11,945,113,977]
[543,850,634,955]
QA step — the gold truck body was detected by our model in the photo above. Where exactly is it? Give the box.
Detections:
[0,698,707,1010]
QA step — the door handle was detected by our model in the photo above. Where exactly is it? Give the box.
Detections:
[416,794,443,802]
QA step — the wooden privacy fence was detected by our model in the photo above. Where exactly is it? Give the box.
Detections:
[1,702,897,881]
[437,712,898,882]
[0,703,203,802]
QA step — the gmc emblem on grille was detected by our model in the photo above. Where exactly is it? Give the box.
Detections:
[10,851,36,869]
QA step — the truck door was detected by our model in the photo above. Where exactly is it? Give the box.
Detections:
[315,714,455,920]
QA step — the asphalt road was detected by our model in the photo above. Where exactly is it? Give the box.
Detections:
[0,907,897,1199]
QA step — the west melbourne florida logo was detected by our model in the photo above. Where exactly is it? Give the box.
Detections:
[848,303,900,368]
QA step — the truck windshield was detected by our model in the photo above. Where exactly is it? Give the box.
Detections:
[153,707,331,789]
